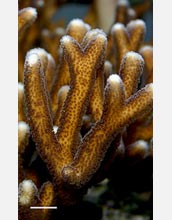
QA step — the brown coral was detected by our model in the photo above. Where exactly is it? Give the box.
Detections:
[18,2,153,219]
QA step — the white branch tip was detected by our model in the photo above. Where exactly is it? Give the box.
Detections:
[67,19,91,33]
[125,51,144,62]
[27,53,39,65]
[27,7,37,18]
[61,35,72,45]
[127,19,146,29]
[69,18,89,29]
[18,180,38,205]
[111,23,125,33]
[108,74,122,85]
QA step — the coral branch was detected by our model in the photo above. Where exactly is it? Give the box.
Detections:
[115,0,129,24]
[111,23,130,65]
[62,76,153,188]
[111,19,146,70]
[20,8,153,212]
[126,19,146,51]
[50,19,91,114]
[139,45,153,85]
[28,48,56,91]
[119,51,144,98]
[38,182,55,219]
[18,7,37,37]
[24,52,61,175]
[18,121,30,182]
[57,31,107,156]
[18,179,38,206]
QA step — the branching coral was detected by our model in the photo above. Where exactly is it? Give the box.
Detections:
[111,19,146,70]
[18,1,153,219]
[23,28,152,200]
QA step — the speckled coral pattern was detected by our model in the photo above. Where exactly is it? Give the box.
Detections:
[24,33,108,205]
[119,51,144,98]
[111,20,146,70]
[123,84,153,124]
[87,64,104,121]
[61,75,126,188]
[39,182,54,206]
[38,182,55,219]
[56,33,107,162]
[111,23,130,64]
[24,53,62,175]
[62,80,152,188]
[23,22,153,206]
[50,19,90,115]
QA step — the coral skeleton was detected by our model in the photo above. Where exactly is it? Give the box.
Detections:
[18,1,153,219]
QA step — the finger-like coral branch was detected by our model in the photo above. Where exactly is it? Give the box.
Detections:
[37,182,55,219]
[126,19,146,51]
[111,19,146,70]
[27,48,56,91]
[50,19,91,114]
[18,121,30,182]
[62,75,153,188]
[111,23,130,64]
[123,46,153,145]
[24,52,75,205]
[139,45,153,85]
[56,31,107,156]
[115,0,136,24]
[104,60,113,82]
[115,0,129,24]
[24,52,61,174]
[18,7,37,38]
[119,51,144,98]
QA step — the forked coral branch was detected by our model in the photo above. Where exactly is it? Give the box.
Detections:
[23,29,152,204]
[18,2,153,218]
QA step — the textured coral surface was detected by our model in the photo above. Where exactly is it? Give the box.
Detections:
[18,0,153,219]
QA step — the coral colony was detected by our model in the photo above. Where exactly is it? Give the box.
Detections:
[18,1,153,219]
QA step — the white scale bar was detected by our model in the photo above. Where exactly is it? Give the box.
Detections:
[30,206,57,209]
